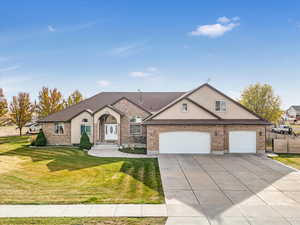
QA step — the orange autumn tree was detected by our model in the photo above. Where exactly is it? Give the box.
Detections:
[9,92,35,136]
[0,88,8,126]
[37,87,64,118]
[63,90,84,108]
[240,83,283,123]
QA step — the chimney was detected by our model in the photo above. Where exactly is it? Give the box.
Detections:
[137,89,143,105]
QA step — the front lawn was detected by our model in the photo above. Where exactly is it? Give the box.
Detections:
[272,153,300,170]
[0,217,166,225]
[0,136,164,204]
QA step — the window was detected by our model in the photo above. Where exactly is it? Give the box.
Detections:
[82,118,88,122]
[130,116,142,123]
[182,103,188,112]
[130,116,142,136]
[81,125,91,136]
[54,123,64,135]
[130,124,141,136]
[215,100,226,112]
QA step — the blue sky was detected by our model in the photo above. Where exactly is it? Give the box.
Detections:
[0,0,300,108]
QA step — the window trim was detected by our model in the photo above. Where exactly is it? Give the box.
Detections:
[129,116,142,136]
[215,100,227,112]
[182,103,188,113]
[54,122,64,135]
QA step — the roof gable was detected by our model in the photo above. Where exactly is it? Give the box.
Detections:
[152,98,220,120]
[145,83,266,122]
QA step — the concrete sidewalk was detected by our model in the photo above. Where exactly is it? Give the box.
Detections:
[0,204,167,218]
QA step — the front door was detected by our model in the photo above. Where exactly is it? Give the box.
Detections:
[105,124,118,140]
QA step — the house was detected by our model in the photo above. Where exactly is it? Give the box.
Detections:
[286,105,300,122]
[38,83,270,154]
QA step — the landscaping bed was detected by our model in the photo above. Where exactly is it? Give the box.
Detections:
[119,147,147,155]
[0,136,164,204]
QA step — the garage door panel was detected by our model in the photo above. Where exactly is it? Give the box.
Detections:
[229,131,256,153]
[159,131,210,154]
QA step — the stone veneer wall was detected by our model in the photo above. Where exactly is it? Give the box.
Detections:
[112,99,150,145]
[146,124,266,154]
[41,122,71,145]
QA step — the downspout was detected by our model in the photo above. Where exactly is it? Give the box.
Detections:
[265,125,267,152]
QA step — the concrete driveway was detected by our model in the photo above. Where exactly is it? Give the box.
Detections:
[159,154,300,225]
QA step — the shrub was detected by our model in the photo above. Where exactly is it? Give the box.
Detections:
[35,129,47,146]
[30,136,36,146]
[79,131,92,150]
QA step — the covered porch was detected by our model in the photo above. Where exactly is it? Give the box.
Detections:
[93,106,123,145]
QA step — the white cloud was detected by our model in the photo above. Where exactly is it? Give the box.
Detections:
[189,16,240,38]
[129,72,150,78]
[0,65,20,73]
[97,80,110,87]
[217,16,231,24]
[48,25,56,32]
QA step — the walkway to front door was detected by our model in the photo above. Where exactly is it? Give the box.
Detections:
[105,124,118,141]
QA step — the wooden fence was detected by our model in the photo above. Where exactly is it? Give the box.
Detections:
[0,126,29,137]
[273,137,300,153]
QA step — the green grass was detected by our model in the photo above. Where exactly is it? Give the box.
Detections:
[0,136,164,204]
[119,147,147,154]
[0,217,166,225]
[272,154,300,170]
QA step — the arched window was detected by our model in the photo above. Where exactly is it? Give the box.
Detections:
[82,118,88,122]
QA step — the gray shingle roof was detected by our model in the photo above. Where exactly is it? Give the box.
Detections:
[291,105,300,112]
[38,92,185,122]
[143,119,271,125]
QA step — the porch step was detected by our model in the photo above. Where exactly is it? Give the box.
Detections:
[91,144,120,151]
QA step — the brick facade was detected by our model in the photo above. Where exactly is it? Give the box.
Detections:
[41,122,71,145]
[112,99,150,146]
[146,124,266,154]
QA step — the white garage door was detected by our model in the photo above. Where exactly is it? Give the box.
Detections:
[159,132,210,154]
[229,131,256,153]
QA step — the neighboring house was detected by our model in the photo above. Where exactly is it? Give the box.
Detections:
[286,105,300,122]
[25,122,41,134]
[38,83,270,154]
